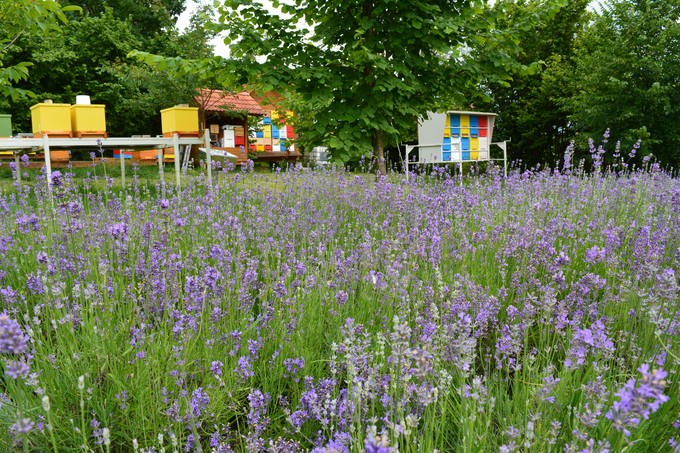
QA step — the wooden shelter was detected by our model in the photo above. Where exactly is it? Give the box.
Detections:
[193,89,266,165]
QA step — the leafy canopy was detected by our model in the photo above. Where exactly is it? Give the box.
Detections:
[132,0,565,172]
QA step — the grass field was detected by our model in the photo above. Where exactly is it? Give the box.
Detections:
[0,157,678,452]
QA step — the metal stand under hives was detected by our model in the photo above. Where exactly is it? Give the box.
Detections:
[403,141,508,182]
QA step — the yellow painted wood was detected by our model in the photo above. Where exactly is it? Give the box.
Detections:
[257,145,264,151]
[471,137,479,150]
[30,103,71,135]
[471,151,479,160]
[70,105,106,133]
[460,114,470,137]
[264,125,272,138]
[160,106,199,134]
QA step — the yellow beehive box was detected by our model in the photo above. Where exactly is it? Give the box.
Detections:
[163,148,176,160]
[70,104,107,137]
[30,103,72,138]
[471,151,479,160]
[470,137,479,150]
[461,114,470,138]
[160,106,199,137]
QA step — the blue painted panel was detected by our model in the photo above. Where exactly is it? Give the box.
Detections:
[256,131,264,138]
[462,152,471,160]
[443,144,451,151]
[443,136,451,144]
[470,116,479,127]
[462,137,470,150]
[470,128,479,137]
[263,117,271,125]
[451,114,460,127]
[443,152,452,161]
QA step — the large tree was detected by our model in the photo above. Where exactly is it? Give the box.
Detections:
[563,0,680,166]
[132,0,564,174]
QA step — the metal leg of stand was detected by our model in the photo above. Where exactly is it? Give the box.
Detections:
[120,148,126,189]
[14,153,21,184]
[174,133,181,188]
[205,129,212,185]
[43,134,52,188]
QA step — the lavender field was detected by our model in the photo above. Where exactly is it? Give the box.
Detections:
[0,151,679,453]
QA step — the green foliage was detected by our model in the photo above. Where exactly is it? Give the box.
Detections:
[0,0,81,100]
[132,0,566,174]
[63,0,185,45]
[470,0,591,168]
[564,0,680,166]
[0,4,228,138]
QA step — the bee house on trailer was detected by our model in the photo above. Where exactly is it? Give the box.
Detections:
[417,111,497,163]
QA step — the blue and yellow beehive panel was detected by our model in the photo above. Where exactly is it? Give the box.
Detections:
[418,110,496,163]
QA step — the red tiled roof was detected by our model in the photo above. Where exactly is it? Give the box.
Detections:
[195,89,266,116]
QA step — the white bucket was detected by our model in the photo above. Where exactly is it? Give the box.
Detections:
[75,95,91,105]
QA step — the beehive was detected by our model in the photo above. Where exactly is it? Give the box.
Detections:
[70,105,107,138]
[0,114,11,138]
[160,106,199,137]
[30,103,72,138]
[131,150,158,161]
[418,111,496,163]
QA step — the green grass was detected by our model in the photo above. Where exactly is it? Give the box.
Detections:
[0,164,677,452]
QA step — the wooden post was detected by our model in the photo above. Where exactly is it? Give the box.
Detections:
[205,129,212,185]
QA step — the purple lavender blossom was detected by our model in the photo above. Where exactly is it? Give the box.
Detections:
[247,389,270,435]
[364,434,393,453]
[0,315,27,355]
[605,364,669,436]
[210,360,224,377]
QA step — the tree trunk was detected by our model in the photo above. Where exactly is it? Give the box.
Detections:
[372,128,387,176]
